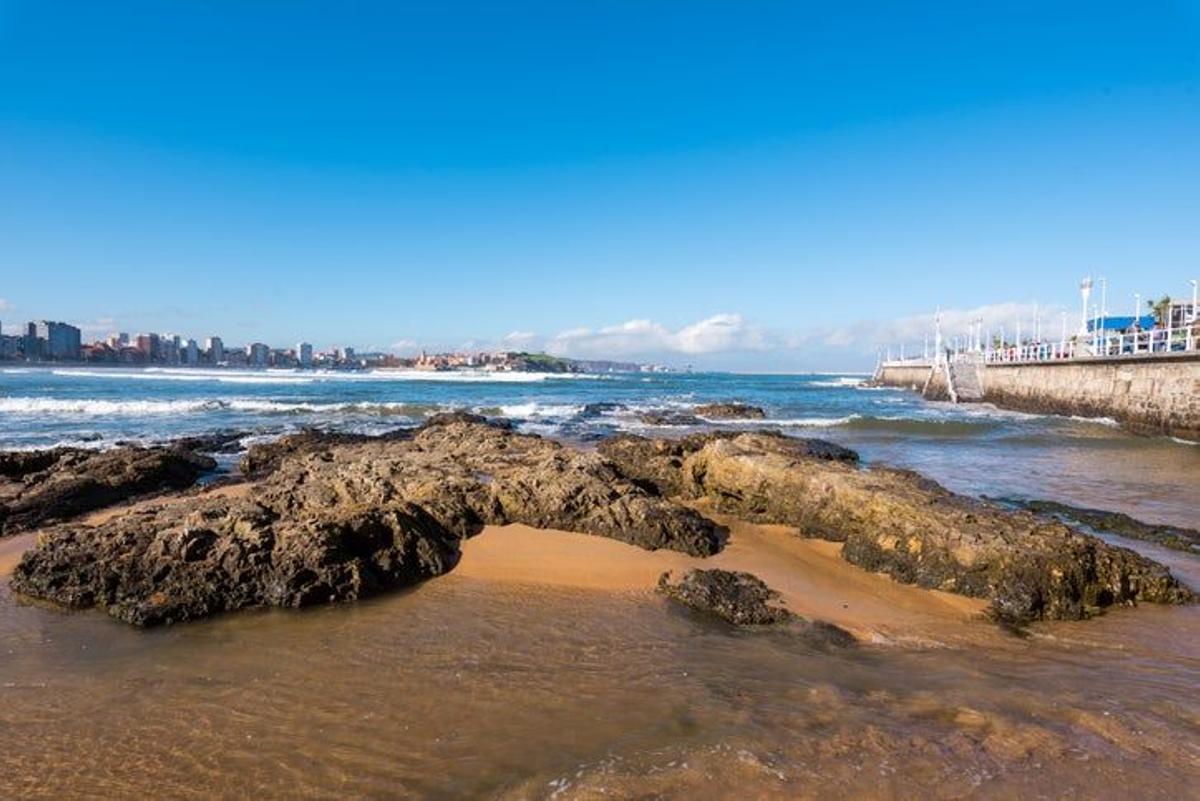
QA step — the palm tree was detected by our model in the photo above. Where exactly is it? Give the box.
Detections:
[1148,295,1172,326]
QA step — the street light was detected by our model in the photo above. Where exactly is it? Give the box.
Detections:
[1079,277,1092,336]
[1191,279,1198,324]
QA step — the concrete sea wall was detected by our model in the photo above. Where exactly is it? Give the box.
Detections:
[875,355,1200,441]
[873,364,931,391]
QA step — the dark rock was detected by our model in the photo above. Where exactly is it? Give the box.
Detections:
[578,402,625,418]
[658,568,793,625]
[0,445,217,536]
[11,497,458,626]
[599,431,859,498]
[254,418,726,556]
[13,419,727,626]
[609,432,1192,623]
[638,411,703,427]
[693,402,767,420]
[656,568,856,644]
[240,428,408,478]
[170,430,250,454]
[998,498,1200,554]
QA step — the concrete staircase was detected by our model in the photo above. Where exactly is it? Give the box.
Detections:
[948,357,984,402]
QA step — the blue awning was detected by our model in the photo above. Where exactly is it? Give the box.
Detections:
[1087,315,1157,332]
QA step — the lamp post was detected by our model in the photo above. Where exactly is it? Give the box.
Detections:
[1079,277,1092,337]
[1134,292,1141,320]
[934,308,943,364]
[1099,277,1108,321]
[1191,279,1198,324]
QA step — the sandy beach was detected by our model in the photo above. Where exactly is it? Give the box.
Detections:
[457,515,987,646]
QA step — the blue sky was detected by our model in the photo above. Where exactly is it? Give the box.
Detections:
[1,1,1198,370]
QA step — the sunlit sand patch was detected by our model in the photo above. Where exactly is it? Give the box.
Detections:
[456,513,989,646]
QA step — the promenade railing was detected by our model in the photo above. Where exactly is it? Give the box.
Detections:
[982,325,1198,365]
[881,324,1198,369]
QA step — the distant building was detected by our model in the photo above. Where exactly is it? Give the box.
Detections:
[339,346,355,363]
[32,320,82,360]
[247,342,270,367]
[135,333,159,359]
[1169,300,1196,329]
[183,338,200,366]
[205,336,225,364]
[297,342,313,368]
[0,334,20,359]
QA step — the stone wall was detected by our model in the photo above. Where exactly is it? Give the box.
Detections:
[979,355,1200,441]
[873,363,931,391]
[873,355,1200,441]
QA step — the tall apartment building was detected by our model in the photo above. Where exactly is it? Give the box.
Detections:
[205,336,225,364]
[183,338,200,366]
[247,342,270,367]
[297,342,313,368]
[31,320,82,360]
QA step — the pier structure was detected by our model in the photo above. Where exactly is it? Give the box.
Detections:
[873,278,1200,441]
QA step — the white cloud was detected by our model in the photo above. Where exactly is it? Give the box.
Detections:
[388,338,421,354]
[503,330,537,345]
[544,313,770,358]
[821,301,1070,355]
[78,317,119,339]
[0,298,11,313]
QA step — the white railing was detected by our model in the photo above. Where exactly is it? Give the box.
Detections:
[983,325,1198,365]
[880,324,1199,369]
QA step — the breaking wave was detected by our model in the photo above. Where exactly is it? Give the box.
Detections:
[0,396,444,418]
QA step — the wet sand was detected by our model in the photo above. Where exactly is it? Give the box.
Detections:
[458,517,987,646]
[2,486,1198,799]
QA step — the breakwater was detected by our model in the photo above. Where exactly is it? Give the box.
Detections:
[875,354,1200,441]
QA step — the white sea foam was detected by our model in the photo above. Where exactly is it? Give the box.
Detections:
[0,396,442,417]
[1067,415,1121,428]
[0,397,222,416]
[808,376,866,388]
[701,415,861,428]
[493,402,584,419]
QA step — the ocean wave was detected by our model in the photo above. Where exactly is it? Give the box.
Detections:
[1067,415,1121,428]
[807,376,866,388]
[701,415,862,428]
[489,402,586,419]
[0,396,446,418]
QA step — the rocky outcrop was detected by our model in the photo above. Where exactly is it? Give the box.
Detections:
[0,445,218,536]
[605,432,1193,623]
[657,568,856,645]
[598,431,859,500]
[638,411,704,427]
[12,417,725,625]
[11,495,459,626]
[12,419,1191,628]
[658,568,792,625]
[998,498,1200,554]
[693,402,766,420]
[253,416,724,556]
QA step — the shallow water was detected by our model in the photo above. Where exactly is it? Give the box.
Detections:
[2,572,1198,800]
